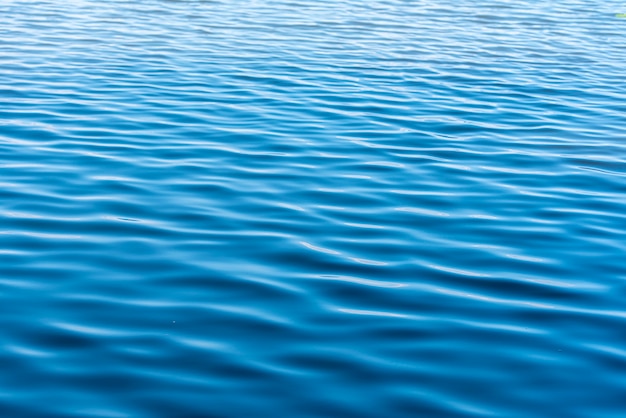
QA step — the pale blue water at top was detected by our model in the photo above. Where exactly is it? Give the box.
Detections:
[1,0,626,416]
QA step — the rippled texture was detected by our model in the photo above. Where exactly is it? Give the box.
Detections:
[2,0,626,416]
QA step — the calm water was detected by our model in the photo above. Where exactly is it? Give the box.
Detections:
[2,0,626,416]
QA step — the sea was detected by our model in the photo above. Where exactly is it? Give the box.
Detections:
[1,0,626,416]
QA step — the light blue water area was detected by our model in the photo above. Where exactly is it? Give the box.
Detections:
[1,0,626,416]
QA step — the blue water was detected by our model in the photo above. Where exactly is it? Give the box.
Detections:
[2,0,626,416]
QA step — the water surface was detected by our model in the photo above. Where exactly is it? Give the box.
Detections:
[2,0,626,416]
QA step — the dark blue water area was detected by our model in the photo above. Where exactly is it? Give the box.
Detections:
[1,0,626,416]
